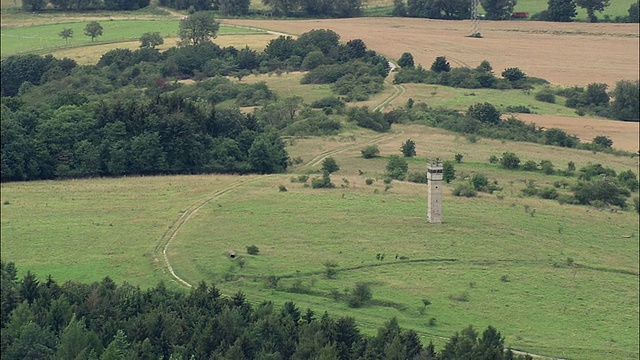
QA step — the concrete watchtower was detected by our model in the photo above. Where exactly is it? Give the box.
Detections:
[427,161,443,223]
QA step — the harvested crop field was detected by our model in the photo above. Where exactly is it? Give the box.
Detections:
[223,18,639,87]
[517,114,639,152]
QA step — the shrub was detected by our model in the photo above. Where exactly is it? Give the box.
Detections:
[535,90,556,103]
[452,183,477,197]
[400,139,416,157]
[454,153,463,163]
[386,155,408,180]
[502,67,526,83]
[321,157,339,173]
[246,245,260,255]
[488,155,499,164]
[407,171,428,184]
[324,261,339,279]
[278,185,288,192]
[505,105,531,113]
[522,160,538,171]
[540,160,555,175]
[443,161,456,183]
[348,283,373,308]
[361,145,380,159]
[365,178,375,185]
[311,171,335,189]
[539,187,559,200]
[467,102,501,124]
[449,292,469,302]
[471,173,489,191]
[500,152,520,169]
[592,135,613,148]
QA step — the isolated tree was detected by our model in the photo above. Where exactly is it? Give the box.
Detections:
[443,161,455,183]
[178,11,220,46]
[59,28,74,45]
[321,157,339,173]
[400,139,416,157]
[576,0,609,22]
[139,32,164,48]
[546,0,576,22]
[481,0,517,20]
[610,80,639,121]
[430,56,450,72]
[398,52,415,68]
[84,21,103,42]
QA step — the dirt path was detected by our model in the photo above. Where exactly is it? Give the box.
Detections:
[155,176,264,288]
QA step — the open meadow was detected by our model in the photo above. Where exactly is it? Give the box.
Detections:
[1,2,639,359]
[2,123,639,359]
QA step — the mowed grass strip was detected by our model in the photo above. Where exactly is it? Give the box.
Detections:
[0,20,263,57]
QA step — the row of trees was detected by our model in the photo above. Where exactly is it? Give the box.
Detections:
[0,262,536,359]
[391,0,638,23]
[159,0,362,17]
[22,0,150,11]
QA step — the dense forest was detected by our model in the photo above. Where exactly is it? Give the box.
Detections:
[0,261,536,359]
[0,29,388,182]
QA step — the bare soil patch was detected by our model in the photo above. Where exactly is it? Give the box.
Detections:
[517,114,639,152]
[223,18,639,87]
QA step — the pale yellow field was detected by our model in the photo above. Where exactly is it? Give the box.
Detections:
[223,18,640,88]
[48,34,279,65]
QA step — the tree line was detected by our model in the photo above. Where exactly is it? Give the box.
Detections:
[392,0,638,23]
[22,0,150,11]
[0,261,536,359]
[0,24,389,182]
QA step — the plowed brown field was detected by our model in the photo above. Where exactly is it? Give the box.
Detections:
[223,17,639,87]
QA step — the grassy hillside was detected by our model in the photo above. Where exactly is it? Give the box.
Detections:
[2,124,638,359]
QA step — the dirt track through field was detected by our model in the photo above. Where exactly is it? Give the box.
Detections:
[223,17,639,87]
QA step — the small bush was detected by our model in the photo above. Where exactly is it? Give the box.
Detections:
[505,105,531,113]
[361,145,380,158]
[522,160,538,171]
[471,173,489,191]
[488,155,499,164]
[540,160,555,175]
[539,187,559,200]
[298,174,309,183]
[454,153,463,163]
[278,185,288,192]
[311,171,335,189]
[246,245,260,255]
[452,183,477,197]
[449,292,469,302]
[324,261,339,279]
[443,161,456,183]
[407,171,428,184]
[500,275,510,282]
[500,152,520,169]
[348,283,373,308]
[365,178,375,185]
[535,90,556,103]
[386,155,408,180]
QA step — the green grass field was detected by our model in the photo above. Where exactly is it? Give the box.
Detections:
[2,123,638,359]
[0,20,264,57]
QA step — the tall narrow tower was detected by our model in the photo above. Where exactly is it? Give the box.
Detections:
[427,161,443,223]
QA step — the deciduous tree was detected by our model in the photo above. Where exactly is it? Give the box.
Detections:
[481,0,517,20]
[139,32,164,49]
[59,28,74,45]
[576,0,609,22]
[84,21,103,42]
[178,11,220,46]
